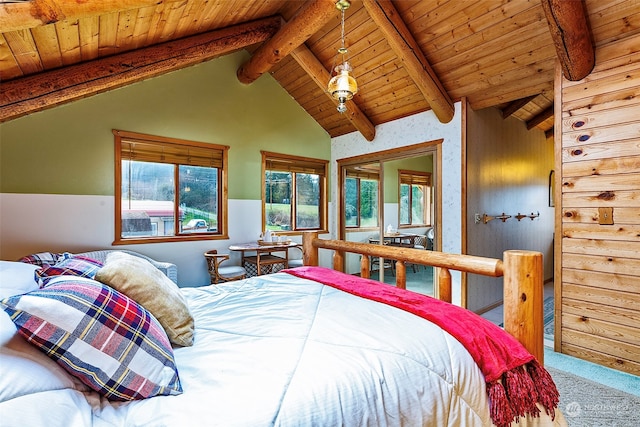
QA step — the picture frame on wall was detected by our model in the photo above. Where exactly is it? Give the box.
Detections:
[548,170,555,207]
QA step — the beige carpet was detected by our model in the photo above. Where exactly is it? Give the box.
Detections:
[548,366,640,426]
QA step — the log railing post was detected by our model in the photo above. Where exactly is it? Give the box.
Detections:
[503,250,544,363]
[438,267,452,303]
[395,262,406,289]
[302,231,319,266]
[360,256,370,279]
[333,251,345,272]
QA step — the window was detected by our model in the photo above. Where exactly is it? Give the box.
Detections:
[399,170,431,226]
[262,151,328,233]
[345,167,379,229]
[114,130,228,244]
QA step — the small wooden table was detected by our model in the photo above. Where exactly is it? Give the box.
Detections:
[369,233,418,247]
[228,241,299,277]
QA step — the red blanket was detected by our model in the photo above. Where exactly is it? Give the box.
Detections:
[284,266,558,427]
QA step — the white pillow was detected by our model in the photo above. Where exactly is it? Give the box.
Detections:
[0,261,39,299]
[0,310,87,402]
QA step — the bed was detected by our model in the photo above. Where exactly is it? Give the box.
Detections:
[1,233,566,426]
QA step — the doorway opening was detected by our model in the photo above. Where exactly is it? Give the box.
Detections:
[337,140,443,297]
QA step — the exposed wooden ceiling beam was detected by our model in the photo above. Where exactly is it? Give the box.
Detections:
[545,127,554,139]
[237,0,338,84]
[291,44,376,141]
[0,0,166,32]
[0,17,281,123]
[501,95,538,119]
[541,0,595,81]
[526,106,554,130]
[362,0,454,124]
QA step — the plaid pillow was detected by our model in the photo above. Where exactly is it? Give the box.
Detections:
[0,276,182,401]
[18,251,64,267]
[36,255,103,286]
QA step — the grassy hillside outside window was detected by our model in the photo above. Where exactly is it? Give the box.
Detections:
[262,151,328,233]
[114,130,229,244]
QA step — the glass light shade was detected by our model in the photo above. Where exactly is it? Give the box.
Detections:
[328,61,358,113]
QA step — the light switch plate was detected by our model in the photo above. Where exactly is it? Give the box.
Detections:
[598,207,614,225]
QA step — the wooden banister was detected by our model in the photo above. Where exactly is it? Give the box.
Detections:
[301,232,544,363]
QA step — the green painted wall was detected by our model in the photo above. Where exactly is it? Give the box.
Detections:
[383,155,433,202]
[0,51,330,200]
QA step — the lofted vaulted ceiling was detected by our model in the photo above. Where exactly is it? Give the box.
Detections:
[1,0,639,141]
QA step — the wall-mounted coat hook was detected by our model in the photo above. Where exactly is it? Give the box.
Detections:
[515,213,527,221]
[482,213,495,224]
[497,213,512,222]
[528,211,540,220]
[483,213,511,223]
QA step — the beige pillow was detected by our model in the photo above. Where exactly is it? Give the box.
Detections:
[95,252,194,347]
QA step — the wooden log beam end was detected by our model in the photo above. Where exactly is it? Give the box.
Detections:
[541,0,595,81]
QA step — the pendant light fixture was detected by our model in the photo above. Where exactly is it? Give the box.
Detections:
[327,0,357,114]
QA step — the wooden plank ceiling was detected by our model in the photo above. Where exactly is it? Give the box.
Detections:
[1,0,639,141]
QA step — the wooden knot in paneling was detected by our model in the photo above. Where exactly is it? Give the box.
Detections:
[570,148,583,156]
[596,191,616,200]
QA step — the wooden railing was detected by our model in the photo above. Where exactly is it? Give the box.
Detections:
[301,231,544,363]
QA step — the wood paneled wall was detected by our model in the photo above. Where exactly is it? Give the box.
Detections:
[557,33,640,375]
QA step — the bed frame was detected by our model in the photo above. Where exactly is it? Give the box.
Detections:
[301,232,544,363]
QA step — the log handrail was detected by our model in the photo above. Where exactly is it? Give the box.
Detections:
[301,232,544,363]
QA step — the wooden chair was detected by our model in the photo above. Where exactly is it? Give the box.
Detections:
[204,250,247,284]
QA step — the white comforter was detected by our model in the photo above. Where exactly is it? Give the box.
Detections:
[1,272,565,426]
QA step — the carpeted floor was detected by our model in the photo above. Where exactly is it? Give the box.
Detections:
[544,296,554,340]
[375,264,435,296]
[548,365,640,426]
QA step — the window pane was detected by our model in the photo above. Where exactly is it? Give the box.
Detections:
[411,185,425,224]
[121,160,175,238]
[345,177,358,227]
[296,173,320,229]
[360,179,378,227]
[265,171,292,231]
[179,165,218,233]
[400,183,410,224]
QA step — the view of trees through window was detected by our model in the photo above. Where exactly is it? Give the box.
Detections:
[399,170,431,226]
[400,184,426,224]
[265,171,321,231]
[345,177,378,228]
[121,161,219,238]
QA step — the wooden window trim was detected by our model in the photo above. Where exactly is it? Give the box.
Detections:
[113,129,229,244]
[398,169,432,227]
[344,175,380,230]
[261,151,328,234]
